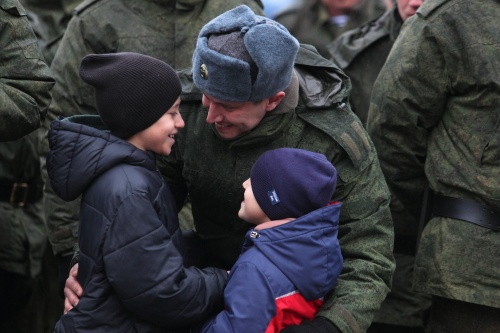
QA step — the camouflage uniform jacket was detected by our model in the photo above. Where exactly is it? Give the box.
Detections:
[0,129,46,278]
[22,0,83,65]
[159,45,395,333]
[330,7,432,327]
[274,0,387,58]
[0,0,54,142]
[328,5,403,126]
[368,0,500,308]
[41,0,265,256]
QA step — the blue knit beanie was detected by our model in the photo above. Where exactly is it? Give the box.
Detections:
[192,5,299,102]
[250,148,338,221]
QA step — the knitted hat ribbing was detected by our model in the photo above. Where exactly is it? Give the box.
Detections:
[250,148,337,220]
[79,52,182,139]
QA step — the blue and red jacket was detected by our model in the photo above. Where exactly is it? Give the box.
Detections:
[197,202,343,333]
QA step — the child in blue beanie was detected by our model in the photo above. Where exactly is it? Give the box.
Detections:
[197,148,343,333]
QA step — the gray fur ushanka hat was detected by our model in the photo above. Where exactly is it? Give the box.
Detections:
[192,5,299,102]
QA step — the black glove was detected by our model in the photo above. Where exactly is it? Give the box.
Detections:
[280,317,342,333]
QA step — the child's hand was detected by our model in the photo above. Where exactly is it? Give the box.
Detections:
[63,263,83,314]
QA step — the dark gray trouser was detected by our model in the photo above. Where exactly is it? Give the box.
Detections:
[424,296,500,333]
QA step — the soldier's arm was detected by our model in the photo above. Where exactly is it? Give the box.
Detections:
[366,17,446,218]
[40,13,98,258]
[316,151,394,333]
[0,2,54,142]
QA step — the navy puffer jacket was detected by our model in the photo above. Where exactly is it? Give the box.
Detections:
[47,116,227,333]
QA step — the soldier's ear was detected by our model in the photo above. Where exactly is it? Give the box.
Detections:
[265,91,286,112]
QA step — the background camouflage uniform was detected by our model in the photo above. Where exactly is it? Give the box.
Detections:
[328,6,402,125]
[1,0,54,142]
[329,5,430,331]
[368,0,500,331]
[159,45,395,333]
[274,0,387,58]
[20,0,81,65]
[40,0,265,260]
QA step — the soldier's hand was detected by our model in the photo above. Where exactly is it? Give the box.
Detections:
[64,263,82,314]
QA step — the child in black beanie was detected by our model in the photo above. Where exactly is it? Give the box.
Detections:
[47,52,227,333]
[197,148,344,333]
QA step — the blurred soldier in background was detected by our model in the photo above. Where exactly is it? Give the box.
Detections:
[328,0,424,125]
[1,0,55,332]
[329,4,430,332]
[275,0,388,58]
[20,0,81,65]
[40,0,265,296]
[368,0,500,332]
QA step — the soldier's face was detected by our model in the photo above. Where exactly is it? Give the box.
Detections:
[397,0,424,21]
[202,92,284,139]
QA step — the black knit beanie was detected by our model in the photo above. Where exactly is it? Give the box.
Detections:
[250,148,337,221]
[79,52,182,139]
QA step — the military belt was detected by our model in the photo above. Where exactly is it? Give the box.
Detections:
[0,182,43,207]
[432,194,500,232]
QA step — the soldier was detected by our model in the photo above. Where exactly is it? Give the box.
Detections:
[367,0,500,332]
[39,0,265,295]
[1,0,54,142]
[328,0,424,125]
[274,0,388,58]
[329,2,429,332]
[64,5,394,333]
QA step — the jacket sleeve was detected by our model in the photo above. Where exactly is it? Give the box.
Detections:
[366,15,446,219]
[197,262,276,333]
[103,191,227,327]
[0,2,55,142]
[40,14,99,256]
[318,149,395,333]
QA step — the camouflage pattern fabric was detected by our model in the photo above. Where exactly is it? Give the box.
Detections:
[368,0,500,310]
[328,6,402,126]
[158,45,395,333]
[275,0,387,58]
[20,0,82,65]
[0,129,46,278]
[0,0,54,142]
[330,6,431,328]
[41,0,265,257]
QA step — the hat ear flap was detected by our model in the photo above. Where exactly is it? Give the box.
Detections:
[244,23,299,101]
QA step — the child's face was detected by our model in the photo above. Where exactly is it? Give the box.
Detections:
[238,178,270,224]
[127,97,184,155]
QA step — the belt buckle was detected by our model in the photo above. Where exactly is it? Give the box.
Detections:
[10,183,29,207]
